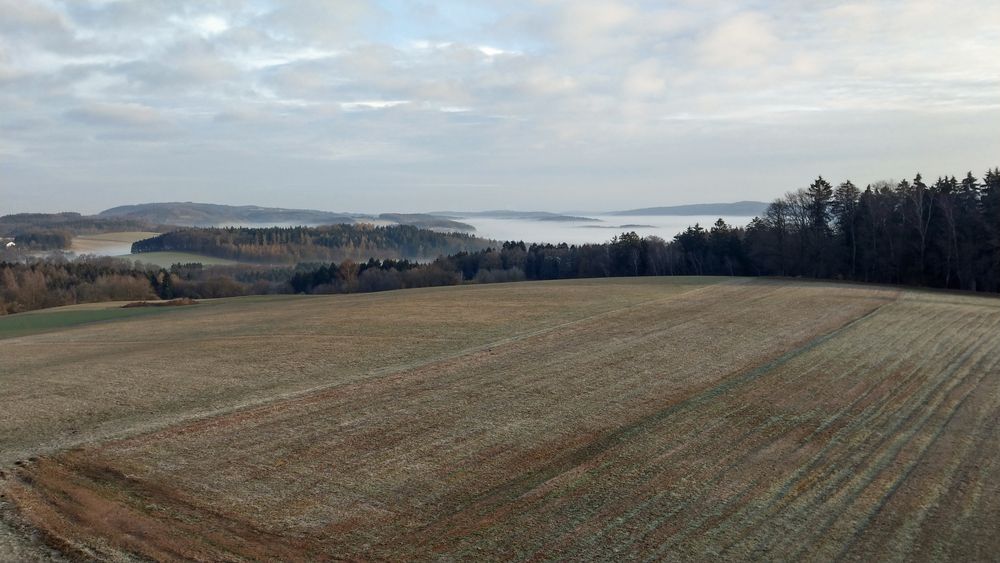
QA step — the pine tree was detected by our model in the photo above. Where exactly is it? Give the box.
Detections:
[806,176,834,232]
[832,181,861,276]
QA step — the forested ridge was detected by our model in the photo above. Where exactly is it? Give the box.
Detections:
[131,224,490,263]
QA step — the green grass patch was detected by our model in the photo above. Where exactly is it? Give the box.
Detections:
[0,307,176,339]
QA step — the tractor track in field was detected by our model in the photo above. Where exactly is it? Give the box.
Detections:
[407,297,894,553]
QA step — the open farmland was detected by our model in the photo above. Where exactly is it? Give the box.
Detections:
[2,278,999,560]
[68,232,240,266]
[68,231,160,256]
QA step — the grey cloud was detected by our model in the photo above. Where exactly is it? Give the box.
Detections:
[64,102,168,128]
[0,0,70,36]
[264,0,384,46]
[696,12,780,69]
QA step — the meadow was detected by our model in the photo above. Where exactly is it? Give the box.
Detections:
[1,278,997,560]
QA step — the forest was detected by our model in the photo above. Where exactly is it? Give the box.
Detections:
[2,168,998,314]
[0,258,156,313]
[744,168,1000,291]
[131,224,490,263]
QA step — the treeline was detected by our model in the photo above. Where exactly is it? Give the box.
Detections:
[12,230,74,250]
[5,167,1000,314]
[0,212,157,250]
[277,167,1000,293]
[278,237,680,294]
[744,169,1000,291]
[132,224,490,263]
[0,259,293,314]
[0,259,156,314]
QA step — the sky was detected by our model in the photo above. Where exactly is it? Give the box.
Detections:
[1,0,999,214]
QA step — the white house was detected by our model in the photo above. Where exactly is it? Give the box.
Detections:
[4,241,14,248]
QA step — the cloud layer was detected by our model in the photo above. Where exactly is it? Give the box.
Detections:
[2,0,999,213]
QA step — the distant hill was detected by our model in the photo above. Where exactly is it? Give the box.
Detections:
[437,205,768,220]
[98,203,478,232]
[608,201,769,217]
[377,214,476,232]
[99,202,359,227]
[0,212,157,236]
[435,210,599,222]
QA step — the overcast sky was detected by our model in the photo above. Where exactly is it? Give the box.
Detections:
[1,0,999,214]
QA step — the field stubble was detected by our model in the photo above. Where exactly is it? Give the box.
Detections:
[0,278,715,465]
[3,277,999,560]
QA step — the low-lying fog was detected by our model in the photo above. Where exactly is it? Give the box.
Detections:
[462,215,755,245]
[67,214,757,259]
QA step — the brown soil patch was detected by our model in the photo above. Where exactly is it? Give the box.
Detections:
[122,297,198,308]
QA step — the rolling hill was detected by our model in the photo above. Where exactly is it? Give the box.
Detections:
[99,203,476,232]
[434,210,600,222]
[98,202,359,227]
[376,213,475,231]
[609,200,769,216]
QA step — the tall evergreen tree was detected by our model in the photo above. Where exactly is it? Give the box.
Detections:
[832,180,861,276]
[806,176,834,232]
[905,173,935,283]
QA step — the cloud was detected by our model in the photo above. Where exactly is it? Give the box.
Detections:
[65,102,166,128]
[1,0,999,213]
[560,1,635,39]
[623,59,667,98]
[191,14,230,37]
[264,0,381,46]
[698,12,779,69]
[0,0,69,35]
[340,100,409,111]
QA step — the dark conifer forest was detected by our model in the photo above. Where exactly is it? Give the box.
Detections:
[743,169,1000,292]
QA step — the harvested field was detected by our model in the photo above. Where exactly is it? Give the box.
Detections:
[68,231,160,256]
[68,232,241,265]
[2,278,999,561]
[0,278,716,465]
